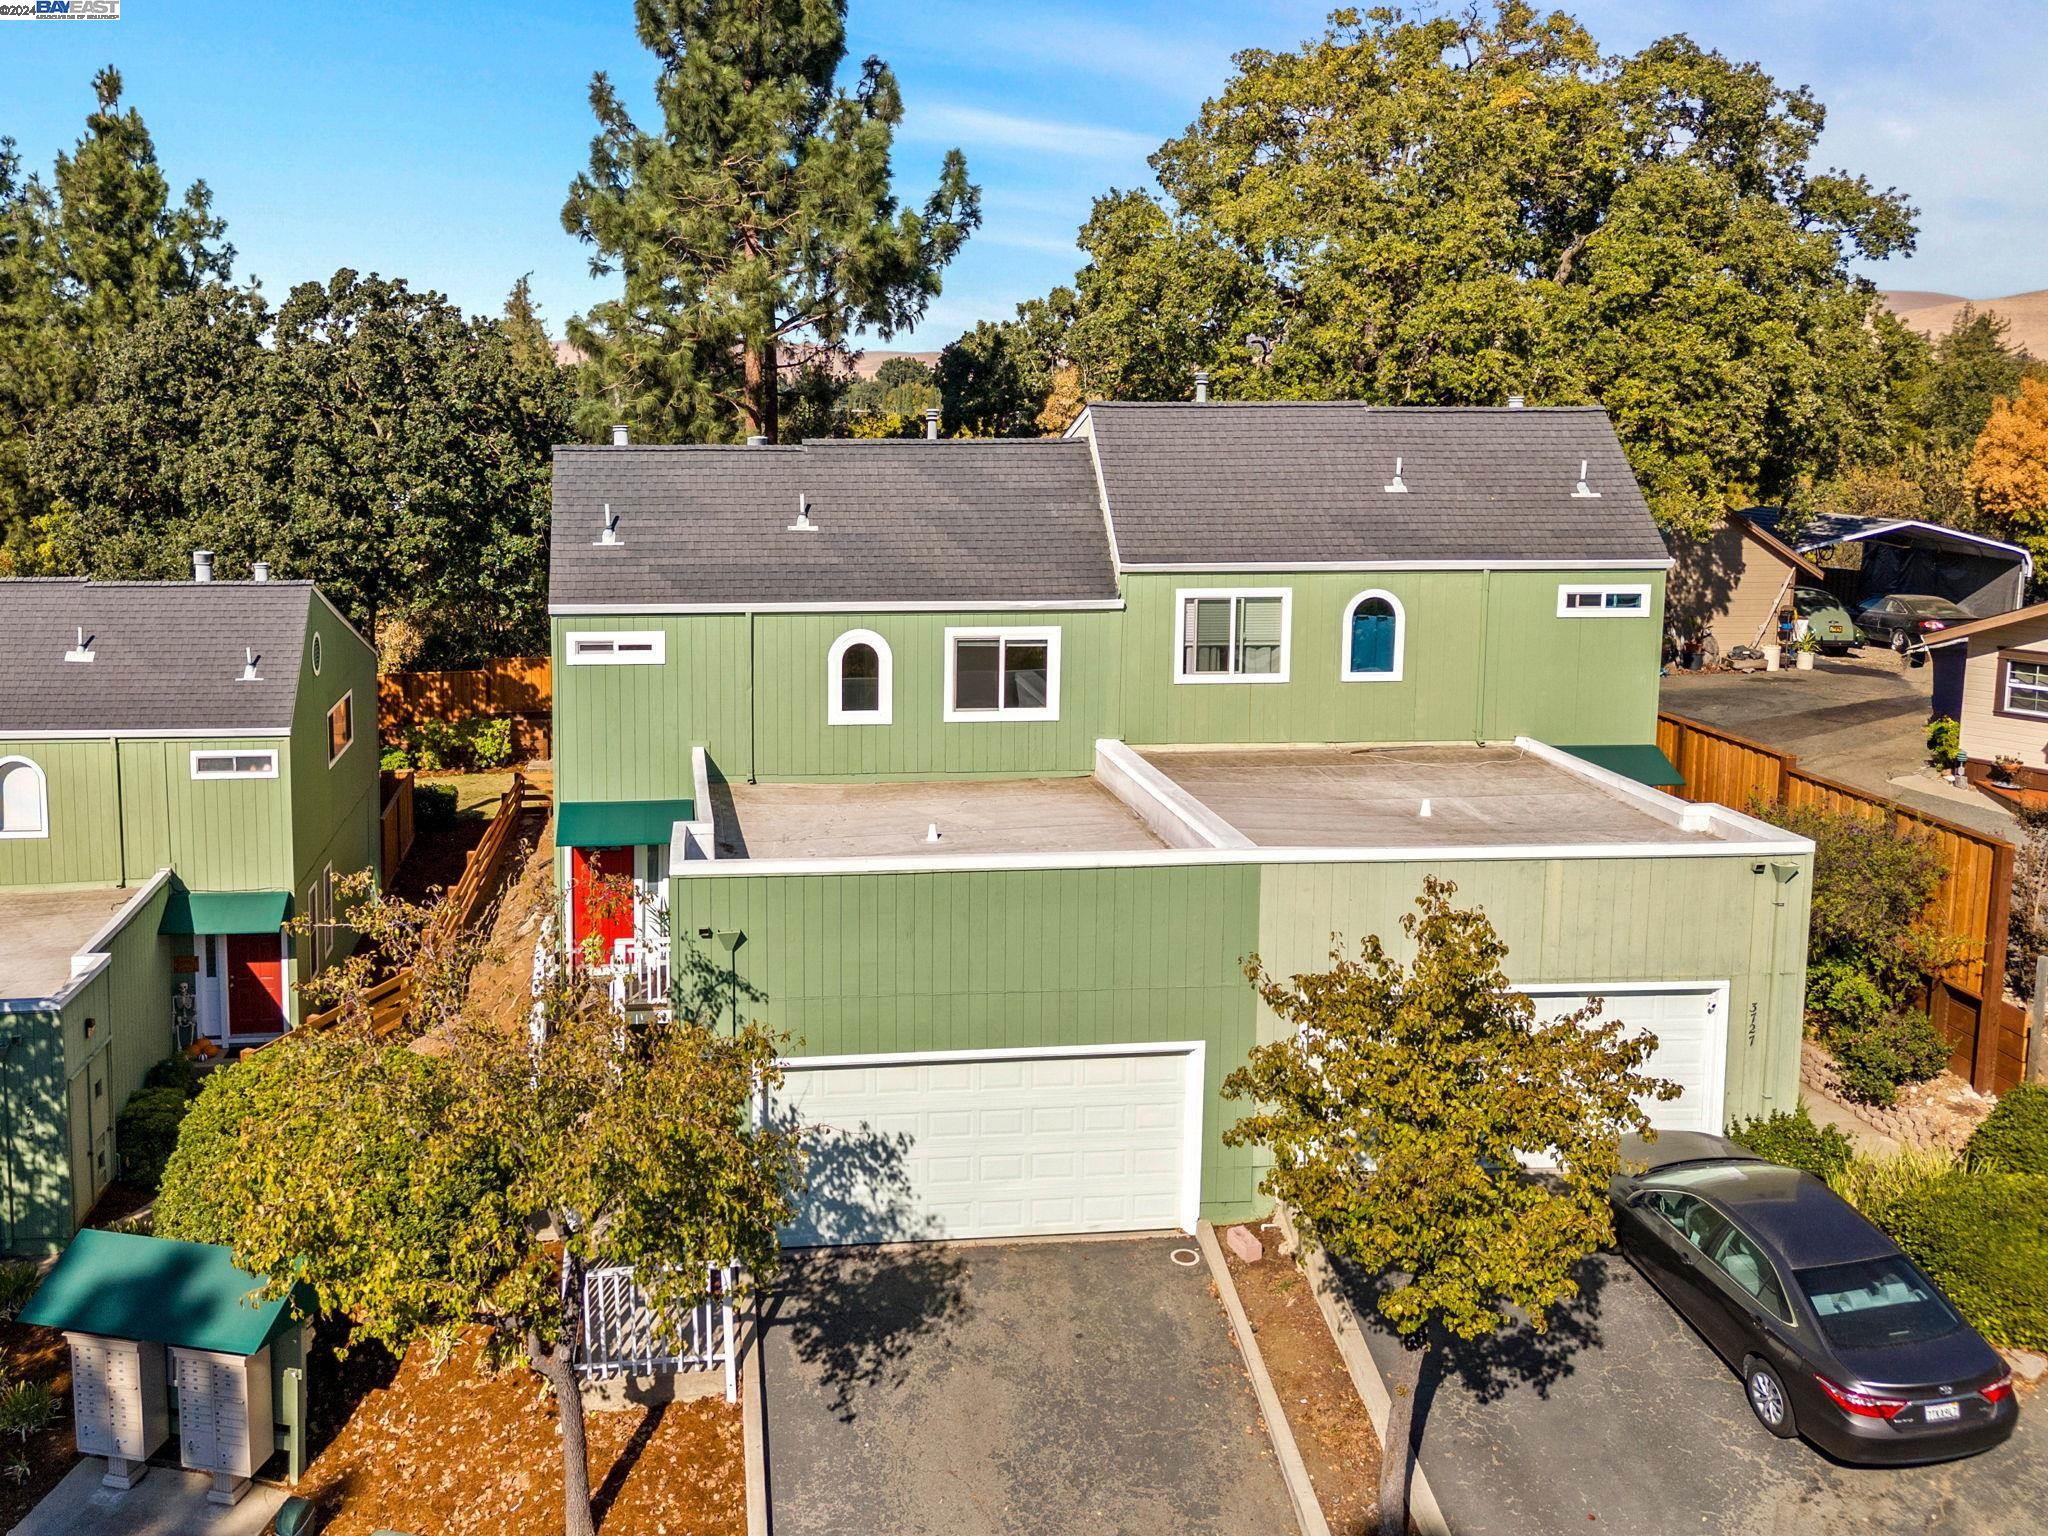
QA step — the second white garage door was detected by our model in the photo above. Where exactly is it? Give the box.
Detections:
[1525,982,1729,1133]
[771,1046,1200,1247]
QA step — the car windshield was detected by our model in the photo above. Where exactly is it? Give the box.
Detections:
[1796,1256,1961,1350]
[1794,590,1835,615]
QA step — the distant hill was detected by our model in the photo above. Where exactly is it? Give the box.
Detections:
[1881,288,2048,360]
[1879,289,1968,313]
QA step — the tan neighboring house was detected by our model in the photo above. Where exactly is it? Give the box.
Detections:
[1666,513,1827,656]
[1927,601,2048,785]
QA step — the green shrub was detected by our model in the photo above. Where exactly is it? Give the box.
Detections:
[0,1381,56,1442]
[459,717,515,770]
[414,783,458,830]
[1827,1144,1959,1225]
[0,1263,39,1322]
[1828,1007,1950,1106]
[380,745,411,772]
[116,1084,195,1188]
[142,1054,200,1097]
[1728,1105,1854,1181]
[1926,716,1962,771]
[409,718,463,772]
[1881,1171,2048,1349]
[1804,959,1889,1033]
[1967,1082,2048,1175]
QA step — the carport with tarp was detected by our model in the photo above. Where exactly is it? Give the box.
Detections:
[1754,510,2033,618]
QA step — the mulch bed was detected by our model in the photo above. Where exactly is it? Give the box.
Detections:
[0,1319,76,1527]
[296,1326,744,1536]
[1222,1222,1382,1535]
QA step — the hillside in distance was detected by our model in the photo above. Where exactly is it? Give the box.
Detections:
[1882,288,2048,360]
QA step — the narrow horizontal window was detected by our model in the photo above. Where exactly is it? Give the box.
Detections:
[191,750,279,780]
[567,631,666,665]
[1557,584,1651,618]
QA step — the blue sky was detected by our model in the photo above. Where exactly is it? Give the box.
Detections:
[1,1,2041,345]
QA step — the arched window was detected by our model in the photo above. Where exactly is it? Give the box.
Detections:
[1341,591,1404,682]
[826,629,892,725]
[0,756,49,839]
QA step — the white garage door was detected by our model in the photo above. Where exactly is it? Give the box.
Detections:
[1526,983,1728,1133]
[770,1047,1199,1247]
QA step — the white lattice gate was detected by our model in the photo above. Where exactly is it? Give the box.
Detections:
[577,1263,737,1403]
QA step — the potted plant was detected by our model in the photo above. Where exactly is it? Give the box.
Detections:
[1794,632,1818,670]
[1993,754,2025,788]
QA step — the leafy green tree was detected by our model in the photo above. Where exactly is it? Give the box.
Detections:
[935,319,1060,436]
[502,272,558,372]
[1029,4,1917,535]
[36,270,570,663]
[562,0,980,443]
[870,354,932,392]
[157,881,806,1536]
[1924,306,2033,450]
[1223,878,1675,1535]
[0,68,230,567]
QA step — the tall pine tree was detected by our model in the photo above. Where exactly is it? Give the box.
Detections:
[562,0,978,442]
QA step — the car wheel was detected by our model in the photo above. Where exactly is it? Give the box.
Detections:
[1743,1357,1798,1439]
[1892,629,1909,654]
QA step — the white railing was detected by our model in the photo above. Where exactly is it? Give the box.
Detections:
[600,936,671,1014]
[578,1263,737,1403]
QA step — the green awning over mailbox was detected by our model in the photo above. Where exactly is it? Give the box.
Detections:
[17,1230,310,1356]
[556,798,694,849]
[157,887,291,936]
[1559,744,1686,789]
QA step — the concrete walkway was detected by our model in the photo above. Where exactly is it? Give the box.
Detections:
[10,1461,286,1536]
[1798,1085,1902,1157]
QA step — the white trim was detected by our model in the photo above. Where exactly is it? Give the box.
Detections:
[1792,519,2035,578]
[326,690,356,767]
[1173,587,1293,685]
[550,599,1125,615]
[942,626,1062,723]
[825,628,893,726]
[1120,559,1674,574]
[1556,582,1652,618]
[1093,740,1254,850]
[1065,408,1127,572]
[309,584,375,657]
[310,630,323,677]
[1340,589,1406,682]
[1519,980,1730,1136]
[669,745,719,864]
[1,728,292,741]
[189,748,280,781]
[0,754,50,840]
[776,1040,1206,1236]
[2003,658,2048,719]
[1514,736,1813,851]
[316,863,336,966]
[565,630,667,666]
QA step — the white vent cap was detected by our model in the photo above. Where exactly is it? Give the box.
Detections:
[1383,456,1408,494]
[1572,459,1601,499]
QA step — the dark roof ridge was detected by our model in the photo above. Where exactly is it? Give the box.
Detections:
[1087,399,1611,413]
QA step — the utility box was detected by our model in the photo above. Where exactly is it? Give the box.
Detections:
[63,1332,170,1488]
[172,1343,274,1505]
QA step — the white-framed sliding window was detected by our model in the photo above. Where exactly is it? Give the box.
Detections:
[566,631,667,665]
[826,628,893,725]
[190,749,280,780]
[1174,588,1291,683]
[1340,590,1405,682]
[1557,584,1651,618]
[943,627,1061,723]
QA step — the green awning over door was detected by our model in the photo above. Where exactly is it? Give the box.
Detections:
[157,887,292,935]
[556,799,694,849]
[1557,744,1686,789]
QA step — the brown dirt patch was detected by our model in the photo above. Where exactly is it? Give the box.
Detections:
[456,800,558,1038]
[298,1327,743,1536]
[1222,1222,1381,1535]
[0,1319,76,1526]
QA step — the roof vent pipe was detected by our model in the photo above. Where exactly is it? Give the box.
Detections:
[611,424,630,446]
[1506,394,1525,409]
[238,647,262,682]
[927,823,942,843]
[1192,369,1209,403]
[598,503,621,545]
[64,627,94,664]
[1572,459,1602,499]
[1383,457,1408,494]
[925,407,940,441]
[788,495,818,533]
[252,560,270,582]
[192,549,214,583]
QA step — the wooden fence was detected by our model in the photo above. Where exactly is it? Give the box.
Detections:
[296,772,531,1040]
[1657,712,2027,1093]
[380,769,416,878]
[380,657,552,759]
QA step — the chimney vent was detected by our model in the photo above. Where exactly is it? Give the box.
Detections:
[1506,394,1525,410]
[238,647,262,682]
[252,560,270,582]
[927,823,942,843]
[192,550,214,583]
[1383,457,1408,494]
[610,424,630,447]
[925,407,940,440]
[1572,459,1601,499]
[1192,369,1210,403]
[597,503,622,545]
[64,627,94,664]
[788,494,818,533]
[746,434,769,447]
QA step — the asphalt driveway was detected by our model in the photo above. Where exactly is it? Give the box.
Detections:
[756,1235,1298,1536]
[1345,1250,2046,1536]
[1661,652,2016,837]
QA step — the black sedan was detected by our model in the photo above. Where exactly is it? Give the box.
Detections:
[1854,594,1973,652]
[1612,1132,2017,1464]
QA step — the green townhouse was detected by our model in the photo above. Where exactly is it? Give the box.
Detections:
[0,565,379,1251]
[549,400,1815,1245]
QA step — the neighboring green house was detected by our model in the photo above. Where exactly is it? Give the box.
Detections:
[0,568,379,1252]
[549,401,1815,1244]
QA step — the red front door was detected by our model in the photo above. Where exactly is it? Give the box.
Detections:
[224,934,287,1036]
[571,846,637,964]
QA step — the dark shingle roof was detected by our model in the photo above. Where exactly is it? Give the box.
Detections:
[1083,402,1669,567]
[0,579,312,733]
[548,439,1119,608]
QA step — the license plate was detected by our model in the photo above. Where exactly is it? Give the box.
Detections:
[1924,1401,1961,1423]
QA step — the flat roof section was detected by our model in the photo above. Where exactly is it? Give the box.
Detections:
[1137,744,1715,850]
[0,885,137,1003]
[719,778,1167,861]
